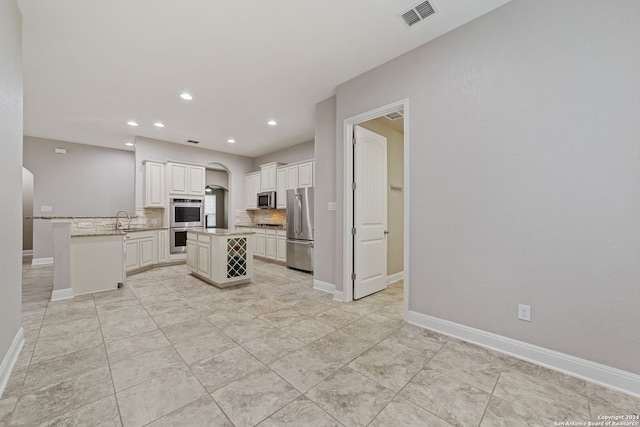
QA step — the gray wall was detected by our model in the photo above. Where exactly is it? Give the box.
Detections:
[205,169,229,189]
[252,140,314,171]
[0,0,23,383]
[358,120,404,276]
[313,97,337,288]
[318,0,640,374]
[23,137,135,259]
[134,136,254,229]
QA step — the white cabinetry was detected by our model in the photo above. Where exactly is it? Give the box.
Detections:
[186,230,254,288]
[197,239,211,277]
[276,230,287,263]
[245,172,261,209]
[276,160,313,209]
[186,239,197,270]
[251,228,286,263]
[144,161,165,208]
[265,230,277,260]
[157,229,169,264]
[298,161,314,188]
[252,227,266,257]
[126,230,156,273]
[260,162,280,192]
[167,162,205,196]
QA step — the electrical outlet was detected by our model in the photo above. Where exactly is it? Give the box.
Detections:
[40,205,52,212]
[518,304,531,321]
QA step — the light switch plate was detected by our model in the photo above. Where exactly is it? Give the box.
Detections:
[40,205,52,212]
[328,202,336,211]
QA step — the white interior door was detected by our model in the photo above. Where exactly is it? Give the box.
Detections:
[353,125,388,299]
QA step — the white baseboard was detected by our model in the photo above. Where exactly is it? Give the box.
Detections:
[22,250,33,257]
[32,257,53,266]
[333,289,345,302]
[0,327,24,399]
[313,279,335,294]
[387,271,404,284]
[51,288,74,302]
[407,310,640,398]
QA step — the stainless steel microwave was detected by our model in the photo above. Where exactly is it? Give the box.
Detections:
[257,191,276,209]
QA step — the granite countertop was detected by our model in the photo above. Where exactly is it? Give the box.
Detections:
[71,231,126,237]
[71,227,168,237]
[188,228,255,236]
[29,215,140,219]
[236,224,286,230]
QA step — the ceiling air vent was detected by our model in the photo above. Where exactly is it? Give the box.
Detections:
[399,1,436,28]
[384,110,404,121]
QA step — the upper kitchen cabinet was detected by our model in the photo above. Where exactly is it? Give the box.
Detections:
[245,172,261,209]
[276,160,314,209]
[298,161,314,188]
[260,162,281,192]
[166,161,205,196]
[143,160,165,208]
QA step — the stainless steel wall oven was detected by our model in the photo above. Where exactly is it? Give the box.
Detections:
[170,198,203,254]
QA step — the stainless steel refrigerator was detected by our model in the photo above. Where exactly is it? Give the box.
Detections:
[286,187,314,272]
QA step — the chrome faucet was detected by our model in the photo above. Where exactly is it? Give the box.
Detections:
[115,210,131,230]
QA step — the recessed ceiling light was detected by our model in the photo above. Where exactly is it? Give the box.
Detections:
[127,121,138,127]
[227,139,236,144]
[154,122,165,128]
[267,120,277,126]
[179,93,193,101]
[125,142,135,147]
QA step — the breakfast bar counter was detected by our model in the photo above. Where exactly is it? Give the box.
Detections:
[186,228,254,288]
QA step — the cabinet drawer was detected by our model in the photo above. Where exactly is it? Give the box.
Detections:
[198,234,212,244]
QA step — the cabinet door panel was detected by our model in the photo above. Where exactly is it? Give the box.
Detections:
[169,163,188,193]
[255,234,266,257]
[157,230,168,263]
[145,162,165,208]
[197,243,211,276]
[140,238,155,267]
[126,240,140,271]
[276,168,286,209]
[276,236,287,262]
[188,166,205,195]
[298,162,313,188]
[286,166,298,190]
[266,235,277,260]
[186,241,197,270]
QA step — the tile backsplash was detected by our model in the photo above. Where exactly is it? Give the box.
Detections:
[235,209,286,226]
[71,208,164,235]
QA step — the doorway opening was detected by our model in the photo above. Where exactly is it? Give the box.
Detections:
[22,167,34,259]
[205,162,230,229]
[342,99,409,315]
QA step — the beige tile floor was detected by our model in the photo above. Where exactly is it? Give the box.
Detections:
[1,259,639,426]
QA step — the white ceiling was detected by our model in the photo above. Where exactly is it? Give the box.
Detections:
[17,0,511,157]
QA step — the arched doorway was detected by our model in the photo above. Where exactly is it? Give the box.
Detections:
[205,162,230,229]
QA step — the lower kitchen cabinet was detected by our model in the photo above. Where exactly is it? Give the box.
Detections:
[126,230,156,273]
[251,228,287,263]
[157,229,169,264]
[186,229,254,287]
[276,231,287,263]
[252,228,266,257]
[186,239,197,270]
[265,230,277,259]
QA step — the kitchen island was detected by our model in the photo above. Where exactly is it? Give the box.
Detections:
[186,228,254,288]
